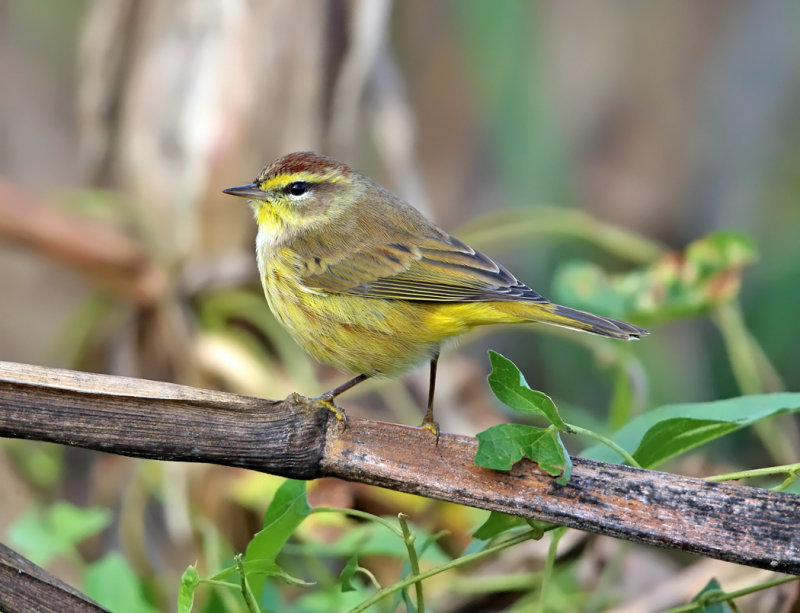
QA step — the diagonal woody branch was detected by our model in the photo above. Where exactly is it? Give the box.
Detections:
[0,360,798,576]
[0,543,105,613]
[0,179,164,305]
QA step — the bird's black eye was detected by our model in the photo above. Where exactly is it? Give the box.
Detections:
[288,181,309,197]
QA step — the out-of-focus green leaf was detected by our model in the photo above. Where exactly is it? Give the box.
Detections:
[487,351,566,428]
[689,578,734,612]
[475,423,573,485]
[8,502,112,566]
[85,553,157,613]
[583,393,800,467]
[244,479,312,599]
[3,441,62,491]
[339,556,359,593]
[553,262,630,320]
[553,230,757,322]
[473,511,525,541]
[290,584,370,613]
[178,566,200,613]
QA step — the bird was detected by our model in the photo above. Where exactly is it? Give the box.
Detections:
[223,152,647,434]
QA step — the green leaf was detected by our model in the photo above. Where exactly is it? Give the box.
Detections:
[583,393,800,467]
[553,230,757,323]
[473,511,525,540]
[474,423,573,484]
[487,351,566,428]
[632,419,739,468]
[245,559,314,586]
[339,556,359,593]
[178,566,200,613]
[260,478,312,529]
[244,479,312,601]
[690,578,734,612]
[555,452,574,485]
[8,502,112,566]
[292,584,370,612]
[84,553,156,613]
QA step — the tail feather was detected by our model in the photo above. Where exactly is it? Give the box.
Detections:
[510,302,648,340]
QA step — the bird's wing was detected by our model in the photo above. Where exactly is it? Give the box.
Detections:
[297,232,548,303]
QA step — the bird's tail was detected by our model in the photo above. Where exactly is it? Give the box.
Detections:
[499,301,648,340]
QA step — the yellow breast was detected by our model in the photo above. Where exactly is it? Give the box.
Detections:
[256,247,449,375]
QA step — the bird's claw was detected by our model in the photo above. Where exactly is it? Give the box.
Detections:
[419,419,440,445]
[311,394,348,428]
[286,392,348,428]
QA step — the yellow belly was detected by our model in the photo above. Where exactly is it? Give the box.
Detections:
[258,246,535,376]
[264,282,440,375]
[261,276,517,378]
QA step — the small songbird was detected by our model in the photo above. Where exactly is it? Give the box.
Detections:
[224,152,647,433]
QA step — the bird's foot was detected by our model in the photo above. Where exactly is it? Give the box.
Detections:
[310,393,348,428]
[419,419,440,445]
[286,392,348,428]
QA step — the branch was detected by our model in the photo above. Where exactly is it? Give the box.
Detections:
[1,361,798,580]
[0,543,106,612]
[0,179,163,305]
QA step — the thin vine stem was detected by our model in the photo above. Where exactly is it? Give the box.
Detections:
[398,513,425,613]
[349,526,556,613]
[705,463,800,485]
[537,527,567,613]
[354,567,381,591]
[566,423,642,468]
[456,208,667,265]
[199,579,239,589]
[712,302,795,465]
[665,575,799,613]
[235,554,260,613]
[311,506,403,537]
[773,472,798,492]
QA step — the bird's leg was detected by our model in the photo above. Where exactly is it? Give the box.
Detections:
[310,373,370,425]
[420,351,440,440]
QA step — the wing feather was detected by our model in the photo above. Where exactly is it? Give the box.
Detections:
[297,231,547,303]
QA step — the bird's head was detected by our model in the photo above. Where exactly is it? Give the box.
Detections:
[223,152,363,240]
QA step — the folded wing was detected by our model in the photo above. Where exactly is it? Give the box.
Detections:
[299,232,549,303]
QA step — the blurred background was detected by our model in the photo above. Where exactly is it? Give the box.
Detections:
[1,1,799,611]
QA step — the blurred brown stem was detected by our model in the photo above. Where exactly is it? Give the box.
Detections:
[0,178,164,306]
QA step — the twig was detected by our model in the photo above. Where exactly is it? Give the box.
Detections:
[0,543,106,612]
[0,360,798,580]
[0,179,164,305]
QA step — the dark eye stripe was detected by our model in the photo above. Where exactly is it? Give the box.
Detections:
[288,181,309,196]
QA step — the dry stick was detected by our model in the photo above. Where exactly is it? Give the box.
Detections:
[0,543,106,613]
[1,361,799,581]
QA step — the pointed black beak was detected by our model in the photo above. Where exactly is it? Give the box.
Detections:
[222,183,267,199]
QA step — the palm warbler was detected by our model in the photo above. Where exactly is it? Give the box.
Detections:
[224,152,647,433]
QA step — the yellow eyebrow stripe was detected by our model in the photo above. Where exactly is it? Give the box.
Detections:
[260,172,343,191]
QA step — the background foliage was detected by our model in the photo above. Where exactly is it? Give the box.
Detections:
[1,1,799,611]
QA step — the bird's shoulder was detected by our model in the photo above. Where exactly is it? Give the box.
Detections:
[285,211,544,303]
